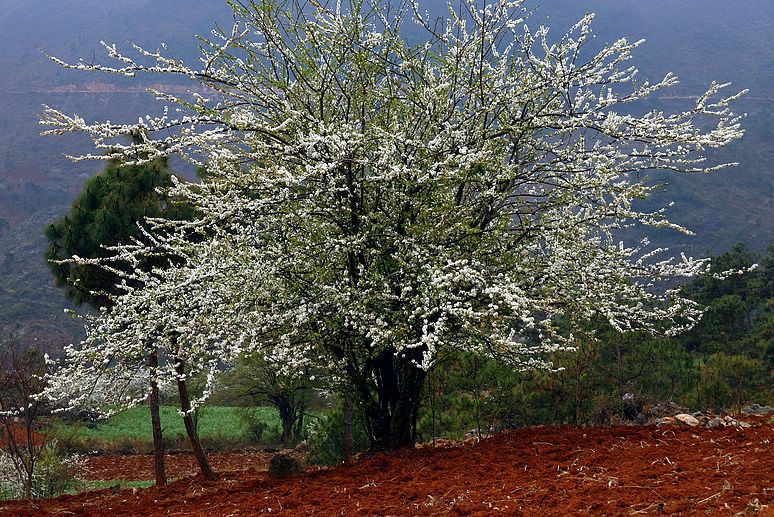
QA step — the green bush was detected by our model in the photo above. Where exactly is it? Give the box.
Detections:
[32,441,82,499]
[0,441,82,501]
[690,353,771,409]
[236,407,281,444]
[306,405,368,466]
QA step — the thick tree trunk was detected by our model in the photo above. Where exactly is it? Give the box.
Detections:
[356,347,426,450]
[278,403,294,445]
[148,348,166,486]
[174,359,217,480]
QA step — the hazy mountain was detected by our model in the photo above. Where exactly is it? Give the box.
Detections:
[0,0,771,348]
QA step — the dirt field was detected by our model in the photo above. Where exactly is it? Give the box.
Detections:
[2,422,774,516]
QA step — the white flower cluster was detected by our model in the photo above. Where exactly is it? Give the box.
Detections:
[0,451,23,500]
[41,0,743,412]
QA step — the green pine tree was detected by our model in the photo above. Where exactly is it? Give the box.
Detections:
[44,153,191,308]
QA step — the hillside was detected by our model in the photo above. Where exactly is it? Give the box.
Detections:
[0,0,771,347]
[2,422,773,515]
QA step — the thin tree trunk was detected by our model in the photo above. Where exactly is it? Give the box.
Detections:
[24,415,35,499]
[148,347,166,486]
[343,395,354,458]
[174,358,217,480]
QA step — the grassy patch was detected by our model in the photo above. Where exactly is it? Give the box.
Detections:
[77,479,154,492]
[52,406,282,454]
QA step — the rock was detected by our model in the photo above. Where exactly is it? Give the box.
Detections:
[656,417,676,426]
[706,417,724,428]
[742,404,774,415]
[268,453,304,479]
[675,413,700,427]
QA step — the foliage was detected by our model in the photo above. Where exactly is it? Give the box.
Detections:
[30,441,83,499]
[413,243,772,434]
[689,353,768,409]
[235,407,281,444]
[307,404,369,466]
[0,442,82,501]
[215,355,318,445]
[42,0,744,449]
[0,341,50,499]
[0,451,22,501]
[44,149,191,309]
[418,352,524,441]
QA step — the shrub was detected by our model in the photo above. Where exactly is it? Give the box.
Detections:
[0,451,22,501]
[237,407,280,445]
[690,353,770,409]
[589,392,657,425]
[307,406,368,466]
[0,442,82,500]
[32,441,83,499]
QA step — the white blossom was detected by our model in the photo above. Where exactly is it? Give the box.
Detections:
[41,0,743,419]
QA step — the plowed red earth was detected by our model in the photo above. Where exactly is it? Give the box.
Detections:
[0,423,45,447]
[78,452,279,482]
[3,423,774,516]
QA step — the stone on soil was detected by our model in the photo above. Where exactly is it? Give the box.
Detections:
[268,453,304,479]
[675,413,700,426]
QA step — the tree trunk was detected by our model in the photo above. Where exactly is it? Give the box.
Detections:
[343,395,354,458]
[24,416,35,499]
[293,407,305,443]
[174,359,217,480]
[278,402,294,445]
[148,347,166,486]
[358,347,426,450]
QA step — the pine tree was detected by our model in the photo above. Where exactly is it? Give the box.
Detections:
[44,153,189,308]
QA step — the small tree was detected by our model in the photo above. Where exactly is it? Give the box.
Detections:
[219,354,315,445]
[43,145,194,485]
[0,340,48,499]
[42,0,744,449]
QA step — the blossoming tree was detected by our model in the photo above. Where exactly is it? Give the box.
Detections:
[41,0,744,449]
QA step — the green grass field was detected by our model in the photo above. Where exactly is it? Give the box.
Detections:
[52,406,283,452]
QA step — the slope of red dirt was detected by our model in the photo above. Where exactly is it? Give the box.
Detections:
[0,422,46,448]
[2,423,774,516]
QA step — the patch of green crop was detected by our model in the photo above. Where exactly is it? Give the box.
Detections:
[53,406,281,445]
[76,479,154,492]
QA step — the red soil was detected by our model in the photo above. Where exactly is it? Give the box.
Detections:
[3,423,774,516]
[0,422,46,448]
[78,451,281,482]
